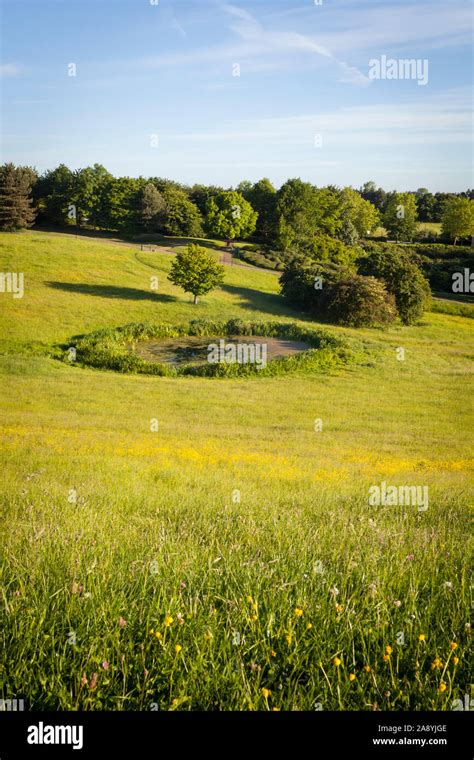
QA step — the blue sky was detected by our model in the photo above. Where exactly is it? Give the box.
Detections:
[1,0,472,191]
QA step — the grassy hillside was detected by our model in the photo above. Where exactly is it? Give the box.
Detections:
[0,231,472,711]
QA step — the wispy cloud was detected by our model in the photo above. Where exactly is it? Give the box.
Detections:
[133,2,370,86]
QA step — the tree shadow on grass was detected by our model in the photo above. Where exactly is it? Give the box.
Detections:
[46,281,176,302]
[220,283,313,321]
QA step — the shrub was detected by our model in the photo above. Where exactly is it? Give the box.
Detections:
[358,249,430,324]
[324,276,397,327]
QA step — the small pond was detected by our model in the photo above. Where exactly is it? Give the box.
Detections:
[129,335,312,366]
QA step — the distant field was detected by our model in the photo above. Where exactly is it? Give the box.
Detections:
[373,222,442,239]
[0,231,472,711]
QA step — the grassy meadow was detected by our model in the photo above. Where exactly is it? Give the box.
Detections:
[0,231,472,711]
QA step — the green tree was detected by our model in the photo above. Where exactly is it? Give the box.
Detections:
[276,180,343,252]
[383,192,418,241]
[338,188,380,242]
[0,163,37,231]
[102,176,144,232]
[205,191,257,248]
[161,187,203,237]
[33,164,75,226]
[441,197,474,244]
[72,164,114,228]
[245,178,277,241]
[139,183,168,232]
[168,244,225,304]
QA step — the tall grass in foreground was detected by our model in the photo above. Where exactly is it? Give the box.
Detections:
[1,467,470,711]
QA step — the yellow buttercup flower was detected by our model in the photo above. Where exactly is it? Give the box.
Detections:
[251,603,258,611]
[171,698,178,705]
[295,608,303,617]
[383,655,390,662]
[418,634,426,642]
[364,665,371,673]
[438,682,447,693]
[431,658,443,669]
[271,650,276,657]
[453,657,459,665]
[164,615,173,627]
[155,631,162,640]
[349,673,356,682]
[450,641,458,650]
[332,657,342,667]
[336,604,344,614]
[175,644,182,653]
[247,596,253,604]
[306,623,313,630]
[385,645,393,655]
[261,688,272,699]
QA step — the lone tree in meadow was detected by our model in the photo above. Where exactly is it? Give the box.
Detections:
[168,244,225,304]
[441,197,474,245]
[0,163,37,231]
[205,190,257,248]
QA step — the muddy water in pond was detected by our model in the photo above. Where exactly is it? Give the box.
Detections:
[131,336,312,366]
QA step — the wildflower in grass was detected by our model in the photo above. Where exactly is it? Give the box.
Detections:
[406,554,414,562]
[102,660,109,670]
[172,698,178,706]
[176,613,185,625]
[444,582,453,591]
[431,658,443,669]
[149,628,154,636]
[271,650,276,657]
[175,644,182,654]
[272,707,280,712]
[393,600,401,608]
[80,674,88,686]
[155,632,162,640]
[119,616,127,628]
[385,645,393,655]
[295,607,303,617]
[164,615,173,627]
[247,596,254,604]
[251,603,258,611]
[285,634,293,645]
[364,665,371,673]
[438,682,447,693]
[383,655,390,663]
[89,673,98,691]
[450,641,458,650]
[453,657,459,666]
[349,674,356,682]
[330,587,339,597]
[332,657,342,667]
[418,634,426,642]
[261,688,272,699]
[306,623,313,630]
[336,604,344,614]
[250,614,258,622]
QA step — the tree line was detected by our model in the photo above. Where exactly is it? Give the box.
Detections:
[0,162,473,246]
